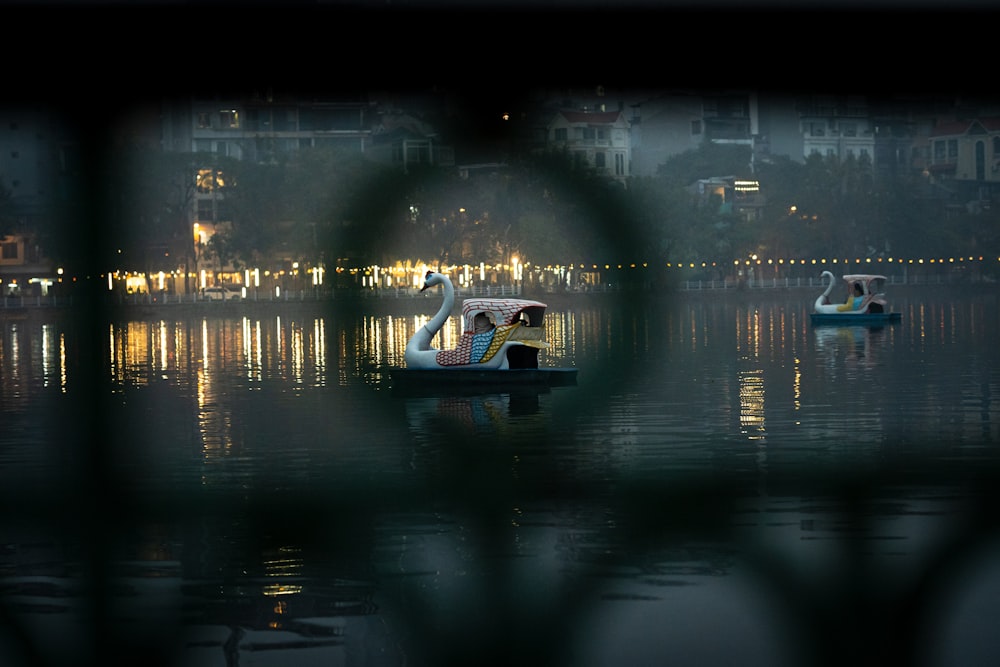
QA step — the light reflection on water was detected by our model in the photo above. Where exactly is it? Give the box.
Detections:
[1,288,1000,666]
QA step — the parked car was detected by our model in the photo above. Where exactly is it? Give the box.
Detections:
[202,286,243,301]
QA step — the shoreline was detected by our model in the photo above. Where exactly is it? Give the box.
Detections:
[1,280,992,321]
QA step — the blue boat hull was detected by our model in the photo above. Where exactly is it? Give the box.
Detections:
[810,312,901,326]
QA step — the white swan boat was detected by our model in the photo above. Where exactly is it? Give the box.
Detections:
[811,270,901,326]
[390,271,578,389]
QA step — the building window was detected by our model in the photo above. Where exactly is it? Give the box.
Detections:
[197,199,213,222]
[691,120,702,135]
[244,109,259,131]
[594,152,606,169]
[197,112,211,129]
[615,153,625,176]
[554,128,567,142]
[216,200,231,222]
[948,139,958,158]
[2,242,18,260]
[197,169,224,193]
[934,140,946,161]
[272,109,296,132]
[219,109,239,129]
[582,127,595,141]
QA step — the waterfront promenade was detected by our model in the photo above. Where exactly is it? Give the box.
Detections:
[0,270,991,314]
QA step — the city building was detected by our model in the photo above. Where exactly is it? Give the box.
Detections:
[0,109,75,296]
[2,90,998,296]
[539,107,631,184]
[688,176,764,222]
[922,117,1000,209]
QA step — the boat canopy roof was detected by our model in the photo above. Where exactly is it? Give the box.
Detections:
[841,274,889,295]
[842,274,888,282]
[460,298,548,331]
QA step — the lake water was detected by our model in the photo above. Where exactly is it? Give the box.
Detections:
[2,285,999,667]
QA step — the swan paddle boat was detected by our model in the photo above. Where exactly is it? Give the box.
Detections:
[390,271,578,389]
[811,270,901,326]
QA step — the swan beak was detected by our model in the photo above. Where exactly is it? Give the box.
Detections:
[420,284,429,292]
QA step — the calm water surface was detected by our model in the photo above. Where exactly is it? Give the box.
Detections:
[2,286,999,667]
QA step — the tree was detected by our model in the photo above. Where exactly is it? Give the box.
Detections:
[518,150,643,265]
[221,157,288,269]
[204,222,237,275]
[656,142,753,184]
[110,146,203,293]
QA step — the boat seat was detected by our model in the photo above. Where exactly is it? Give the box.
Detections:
[506,344,539,369]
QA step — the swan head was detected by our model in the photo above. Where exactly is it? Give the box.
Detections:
[419,271,447,292]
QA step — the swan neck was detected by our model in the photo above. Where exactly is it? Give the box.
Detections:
[815,271,834,309]
[426,276,454,335]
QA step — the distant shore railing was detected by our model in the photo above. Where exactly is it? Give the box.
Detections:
[0,271,994,311]
[677,272,992,291]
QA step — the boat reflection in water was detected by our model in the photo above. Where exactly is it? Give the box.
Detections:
[398,384,574,444]
[813,323,891,375]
